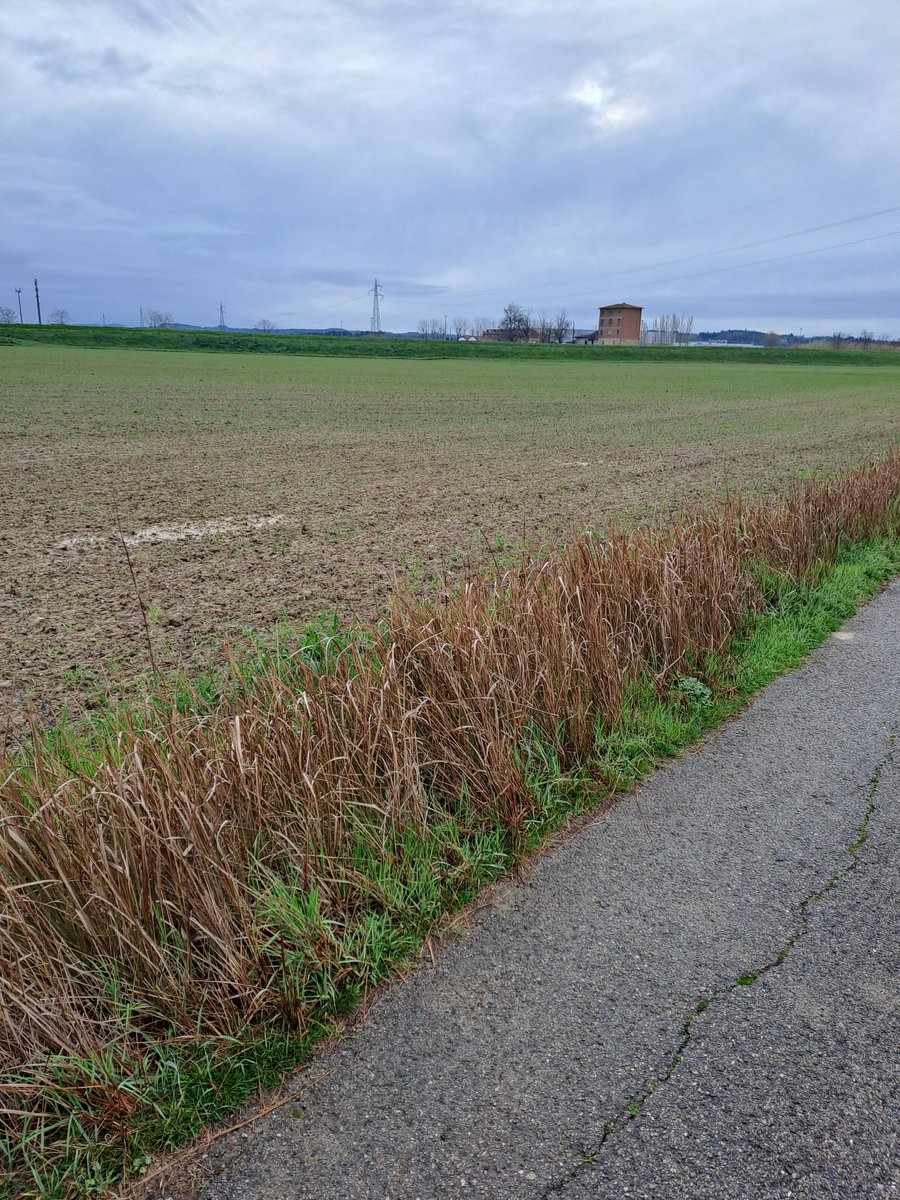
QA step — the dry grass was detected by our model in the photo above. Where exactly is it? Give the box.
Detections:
[1,448,899,1193]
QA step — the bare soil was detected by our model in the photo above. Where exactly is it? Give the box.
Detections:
[2,347,897,731]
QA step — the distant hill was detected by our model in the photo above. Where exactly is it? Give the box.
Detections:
[170,324,423,339]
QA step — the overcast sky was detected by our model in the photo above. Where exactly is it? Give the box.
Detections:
[2,0,899,334]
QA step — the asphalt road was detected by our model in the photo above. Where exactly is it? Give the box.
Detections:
[195,581,899,1200]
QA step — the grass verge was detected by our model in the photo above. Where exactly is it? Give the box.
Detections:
[1,457,899,1198]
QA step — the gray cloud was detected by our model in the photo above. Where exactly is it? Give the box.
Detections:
[1,0,898,333]
[15,38,152,86]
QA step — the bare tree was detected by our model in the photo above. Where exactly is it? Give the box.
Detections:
[471,316,492,337]
[144,309,173,329]
[649,313,693,346]
[49,308,70,325]
[416,317,445,340]
[536,310,550,344]
[0,306,17,324]
[668,314,694,345]
[500,302,529,342]
[858,329,873,350]
[452,316,468,339]
[763,331,780,348]
[831,331,844,350]
[255,318,276,333]
[550,308,570,344]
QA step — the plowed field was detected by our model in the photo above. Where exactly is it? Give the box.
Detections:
[3,346,898,730]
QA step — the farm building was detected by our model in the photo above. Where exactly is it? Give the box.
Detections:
[597,302,642,345]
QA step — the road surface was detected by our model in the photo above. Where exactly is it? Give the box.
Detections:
[193,581,899,1200]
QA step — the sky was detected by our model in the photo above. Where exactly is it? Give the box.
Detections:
[2,0,899,336]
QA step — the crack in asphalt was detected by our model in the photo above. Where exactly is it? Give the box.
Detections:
[540,729,897,1199]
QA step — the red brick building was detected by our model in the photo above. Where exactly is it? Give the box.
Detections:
[597,302,642,344]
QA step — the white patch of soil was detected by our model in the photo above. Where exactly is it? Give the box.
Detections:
[56,514,287,550]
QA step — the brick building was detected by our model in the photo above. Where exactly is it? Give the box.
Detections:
[597,302,642,344]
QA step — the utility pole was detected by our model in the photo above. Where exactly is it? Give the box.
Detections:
[140,306,144,328]
[218,301,226,332]
[369,279,383,335]
[34,278,42,325]
[15,288,23,323]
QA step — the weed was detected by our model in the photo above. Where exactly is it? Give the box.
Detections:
[675,676,713,707]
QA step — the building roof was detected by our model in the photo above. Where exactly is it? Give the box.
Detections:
[598,302,642,311]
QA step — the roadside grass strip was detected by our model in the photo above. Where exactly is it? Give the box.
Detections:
[0,452,898,1198]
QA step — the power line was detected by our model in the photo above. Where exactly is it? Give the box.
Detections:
[425,227,900,312]
[591,206,900,283]
[436,206,900,306]
[559,227,900,306]
[316,290,372,312]
[683,165,895,228]
[299,202,900,327]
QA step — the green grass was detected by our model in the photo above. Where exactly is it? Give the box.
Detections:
[5,323,900,365]
[597,538,900,792]
[4,344,898,459]
[3,535,897,1199]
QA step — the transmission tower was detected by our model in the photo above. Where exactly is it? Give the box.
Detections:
[218,301,226,332]
[369,278,383,335]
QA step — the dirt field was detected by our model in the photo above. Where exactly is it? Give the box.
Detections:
[2,345,898,729]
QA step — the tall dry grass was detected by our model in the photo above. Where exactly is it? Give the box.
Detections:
[1,448,898,1177]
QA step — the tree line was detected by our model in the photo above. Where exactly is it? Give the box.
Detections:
[417,304,573,343]
[640,313,694,345]
[1,301,896,350]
